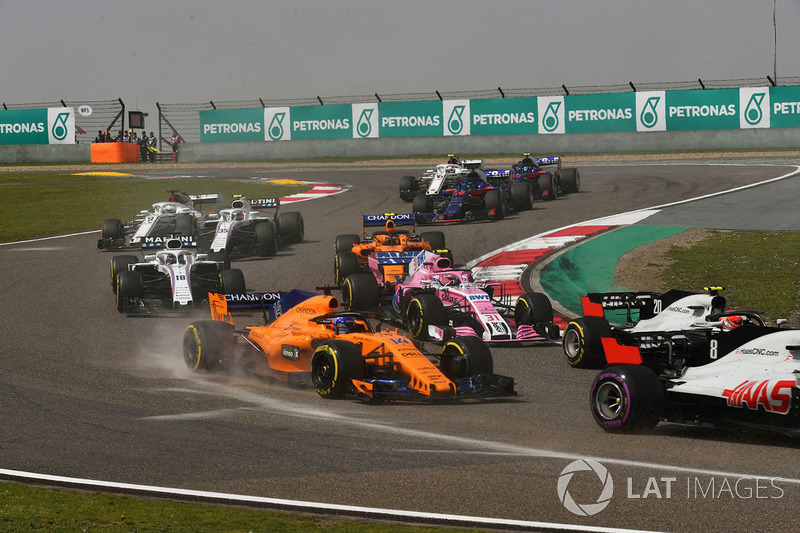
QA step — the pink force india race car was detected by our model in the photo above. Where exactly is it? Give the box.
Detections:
[342,250,560,345]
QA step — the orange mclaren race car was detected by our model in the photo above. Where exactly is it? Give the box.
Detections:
[183,289,514,401]
[334,213,452,287]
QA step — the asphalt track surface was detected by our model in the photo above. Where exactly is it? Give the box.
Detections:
[2,160,799,532]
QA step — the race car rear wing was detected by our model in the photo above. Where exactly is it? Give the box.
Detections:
[535,156,561,168]
[242,197,280,210]
[362,213,415,233]
[188,193,223,213]
[581,292,663,320]
[208,289,319,324]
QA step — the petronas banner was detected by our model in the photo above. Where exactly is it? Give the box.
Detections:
[197,86,799,142]
[0,108,75,145]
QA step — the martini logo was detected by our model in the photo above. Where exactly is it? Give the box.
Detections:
[444,100,469,136]
[265,108,291,141]
[557,459,614,516]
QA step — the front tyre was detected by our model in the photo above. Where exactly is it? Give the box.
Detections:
[590,365,664,432]
[255,221,278,257]
[220,268,246,294]
[342,273,380,311]
[399,175,418,202]
[439,336,493,380]
[115,270,142,313]
[335,251,361,286]
[484,189,505,220]
[562,317,611,368]
[312,340,365,399]
[183,320,235,371]
[102,218,124,240]
[406,293,448,340]
[110,255,138,293]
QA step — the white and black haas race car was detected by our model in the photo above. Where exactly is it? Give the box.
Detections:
[590,320,800,436]
[562,287,757,369]
[200,196,304,260]
[110,237,246,314]
[98,190,221,250]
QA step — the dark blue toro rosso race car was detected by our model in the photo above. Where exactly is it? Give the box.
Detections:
[412,164,508,224]
[484,154,581,206]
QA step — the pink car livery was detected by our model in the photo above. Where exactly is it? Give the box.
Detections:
[391,250,560,344]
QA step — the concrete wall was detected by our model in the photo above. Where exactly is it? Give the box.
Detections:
[0,144,91,164]
[1,127,798,164]
[180,127,800,163]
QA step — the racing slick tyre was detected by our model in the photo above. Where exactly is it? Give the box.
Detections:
[102,218,124,240]
[334,234,361,255]
[562,317,612,369]
[439,336,493,380]
[406,293,448,341]
[399,175,418,202]
[175,213,197,237]
[255,221,278,257]
[278,211,304,244]
[590,365,664,432]
[341,273,380,311]
[312,340,366,399]
[115,270,142,313]
[510,181,535,210]
[206,251,231,270]
[412,193,432,215]
[183,320,235,372]
[484,189,505,220]
[538,173,557,201]
[220,268,246,294]
[559,168,581,194]
[515,293,555,335]
[335,251,361,286]
[110,255,138,293]
[419,231,446,250]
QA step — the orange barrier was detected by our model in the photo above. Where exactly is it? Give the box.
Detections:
[90,142,140,163]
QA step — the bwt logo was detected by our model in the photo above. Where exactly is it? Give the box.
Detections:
[557,459,613,516]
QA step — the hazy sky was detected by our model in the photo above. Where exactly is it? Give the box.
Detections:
[1,0,798,122]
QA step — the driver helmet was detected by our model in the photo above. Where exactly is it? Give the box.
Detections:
[721,315,743,330]
[333,316,356,335]
[162,204,177,215]
[436,274,457,287]
[165,254,177,265]
[232,210,245,221]
[447,154,459,164]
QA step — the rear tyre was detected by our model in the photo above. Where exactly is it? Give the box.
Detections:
[538,173,557,201]
[413,193,432,214]
[341,273,380,311]
[175,213,196,237]
[399,175,418,202]
[484,189,505,220]
[510,181,534,210]
[334,234,361,255]
[562,317,611,368]
[255,221,278,256]
[420,231,446,250]
[207,250,231,270]
[182,320,235,372]
[220,269,246,294]
[439,336,493,380]
[278,211,304,243]
[102,218,124,239]
[115,270,142,313]
[335,251,360,286]
[590,365,664,432]
[110,255,138,293]
[406,293,448,340]
[312,340,365,399]
[559,168,580,194]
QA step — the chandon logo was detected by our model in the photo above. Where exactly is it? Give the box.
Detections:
[557,459,614,516]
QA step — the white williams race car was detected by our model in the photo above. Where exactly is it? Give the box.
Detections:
[590,324,800,436]
[201,196,304,259]
[98,190,221,250]
[110,237,246,314]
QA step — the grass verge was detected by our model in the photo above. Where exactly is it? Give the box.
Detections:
[660,230,800,326]
[0,173,309,242]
